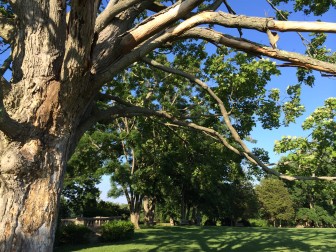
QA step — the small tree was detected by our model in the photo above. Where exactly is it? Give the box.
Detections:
[255,178,294,227]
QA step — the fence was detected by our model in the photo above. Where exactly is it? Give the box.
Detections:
[61,216,122,229]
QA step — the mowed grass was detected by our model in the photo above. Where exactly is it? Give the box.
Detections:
[55,226,336,252]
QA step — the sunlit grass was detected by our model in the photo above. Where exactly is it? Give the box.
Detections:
[54,226,336,252]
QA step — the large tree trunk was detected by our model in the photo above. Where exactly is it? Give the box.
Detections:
[0,135,68,251]
[0,1,99,251]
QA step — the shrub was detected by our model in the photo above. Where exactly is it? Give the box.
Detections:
[101,220,135,242]
[55,223,92,245]
[249,218,270,227]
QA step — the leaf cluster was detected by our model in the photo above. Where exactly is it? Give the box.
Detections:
[271,0,336,16]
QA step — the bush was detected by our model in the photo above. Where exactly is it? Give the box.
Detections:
[101,220,135,242]
[55,223,92,245]
[249,218,270,227]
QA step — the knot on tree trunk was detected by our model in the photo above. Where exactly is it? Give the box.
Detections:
[0,139,43,183]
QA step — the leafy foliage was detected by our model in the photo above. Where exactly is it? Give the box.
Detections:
[255,178,295,226]
[61,129,121,217]
[275,98,336,177]
[271,0,336,15]
[296,206,335,227]
[55,223,92,245]
[100,220,135,242]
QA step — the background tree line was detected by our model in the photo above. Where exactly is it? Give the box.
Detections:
[62,97,336,228]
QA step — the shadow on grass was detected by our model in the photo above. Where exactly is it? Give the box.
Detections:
[55,226,336,252]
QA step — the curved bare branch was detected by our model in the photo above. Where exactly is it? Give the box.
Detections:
[95,101,336,182]
[181,28,336,75]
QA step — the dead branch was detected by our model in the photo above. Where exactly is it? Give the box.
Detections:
[180,28,336,75]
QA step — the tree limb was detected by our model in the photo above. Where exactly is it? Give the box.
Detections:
[95,0,143,34]
[119,0,203,54]
[62,0,100,79]
[0,55,12,77]
[95,10,336,85]
[145,1,166,13]
[0,55,25,139]
[0,55,11,96]
[181,28,336,75]
[104,103,336,181]
[172,11,336,33]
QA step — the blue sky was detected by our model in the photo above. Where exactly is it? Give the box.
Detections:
[0,1,335,203]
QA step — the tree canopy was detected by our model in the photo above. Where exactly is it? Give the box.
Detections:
[0,0,336,251]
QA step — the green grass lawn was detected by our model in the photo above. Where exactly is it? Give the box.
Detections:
[54,226,336,252]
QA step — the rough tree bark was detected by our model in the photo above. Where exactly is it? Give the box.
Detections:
[127,194,142,230]
[0,0,336,251]
[0,1,100,251]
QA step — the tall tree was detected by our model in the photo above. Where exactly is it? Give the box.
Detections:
[0,0,336,250]
[61,129,116,217]
[255,178,295,227]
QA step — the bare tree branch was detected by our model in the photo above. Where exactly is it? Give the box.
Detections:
[95,9,336,85]
[0,55,11,93]
[162,11,336,34]
[119,0,203,54]
[145,1,166,13]
[95,0,143,34]
[181,28,336,75]
[98,102,336,182]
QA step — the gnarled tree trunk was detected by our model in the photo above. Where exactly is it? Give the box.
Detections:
[0,1,100,251]
[0,135,68,251]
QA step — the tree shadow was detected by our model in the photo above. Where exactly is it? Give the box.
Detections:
[55,226,336,252]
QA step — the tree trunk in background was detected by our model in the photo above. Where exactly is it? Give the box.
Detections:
[143,196,156,226]
[130,212,140,229]
[127,194,142,229]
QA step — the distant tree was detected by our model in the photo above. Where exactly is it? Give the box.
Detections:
[255,178,295,227]
[296,206,335,227]
[60,125,124,216]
